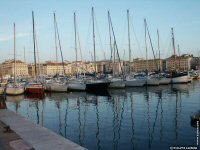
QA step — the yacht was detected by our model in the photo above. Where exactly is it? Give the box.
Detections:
[86,78,110,92]
[6,83,24,95]
[25,82,45,94]
[125,77,146,87]
[46,79,68,92]
[67,78,86,91]
[109,77,125,88]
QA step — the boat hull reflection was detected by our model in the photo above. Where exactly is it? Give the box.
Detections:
[25,93,45,99]
[6,95,25,102]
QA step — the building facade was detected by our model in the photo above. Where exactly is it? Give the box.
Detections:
[28,61,72,77]
[166,54,193,71]
[131,58,163,72]
[0,59,28,79]
[191,57,200,70]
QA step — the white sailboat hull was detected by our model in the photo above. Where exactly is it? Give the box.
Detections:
[6,87,24,95]
[171,75,188,84]
[0,87,5,95]
[125,78,146,87]
[68,82,86,91]
[187,76,193,83]
[146,78,160,86]
[159,77,171,85]
[46,82,68,92]
[109,78,125,88]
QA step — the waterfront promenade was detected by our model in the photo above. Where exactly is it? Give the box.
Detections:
[0,109,86,150]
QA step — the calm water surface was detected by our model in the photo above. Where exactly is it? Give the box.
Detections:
[5,81,200,150]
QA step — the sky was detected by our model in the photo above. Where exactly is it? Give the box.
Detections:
[0,0,200,63]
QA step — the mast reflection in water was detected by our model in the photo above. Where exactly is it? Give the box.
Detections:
[6,81,200,150]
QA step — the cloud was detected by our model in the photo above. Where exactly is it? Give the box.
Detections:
[0,33,29,42]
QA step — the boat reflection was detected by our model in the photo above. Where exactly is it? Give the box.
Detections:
[46,92,68,101]
[108,89,126,97]
[86,90,110,97]
[6,95,25,102]
[25,93,46,100]
[68,92,87,99]
[6,95,25,112]
[27,97,45,125]
[171,83,192,93]
[0,99,7,109]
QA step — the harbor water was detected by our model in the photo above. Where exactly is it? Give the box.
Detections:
[5,80,200,150]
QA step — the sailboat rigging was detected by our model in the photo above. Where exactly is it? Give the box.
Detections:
[25,11,45,94]
[127,9,131,75]
[143,19,160,86]
[157,29,161,72]
[170,28,188,84]
[6,23,25,95]
[156,29,171,85]
[67,12,86,91]
[54,13,66,75]
[125,10,146,87]
[85,7,110,92]
[144,19,159,71]
[107,10,125,88]
[45,12,68,92]
[108,11,124,78]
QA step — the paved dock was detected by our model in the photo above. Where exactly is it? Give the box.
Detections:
[0,120,21,150]
[0,109,87,150]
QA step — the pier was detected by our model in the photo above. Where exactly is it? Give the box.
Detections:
[0,109,87,150]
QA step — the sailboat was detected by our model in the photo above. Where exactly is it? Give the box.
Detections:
[125,10,146,87]
[6,23,24,95]
[107,11,125,89]
[45,12,68,92]
[170,28,188,84]
[25,11,45,94]
[85,7,110,92]
[67,12,86,91]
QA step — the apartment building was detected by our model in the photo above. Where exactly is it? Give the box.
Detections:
[166,54,193,71]
[0,59,28,78]
[28,61,72,76]
[131,58,163,72]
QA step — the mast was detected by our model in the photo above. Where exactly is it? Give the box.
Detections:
[108,11,114,77]
[123,49,126,74]
[92,7,97,74]
[157,29,161,72]
[171,28,176,71]
[127,9,131,75]
[76,20,83,74]
[144,19,148,73]
[74,12,78,77]
[13,23,16,83]
[35,33,41,78]
[24,47,26,63]
[32,11,37,78]
[113,42,116,77]
[145,19,158,71]
[177,44,181,70]
[54,13,58,74]
[108,11,124,78]
[54,12,65,75]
